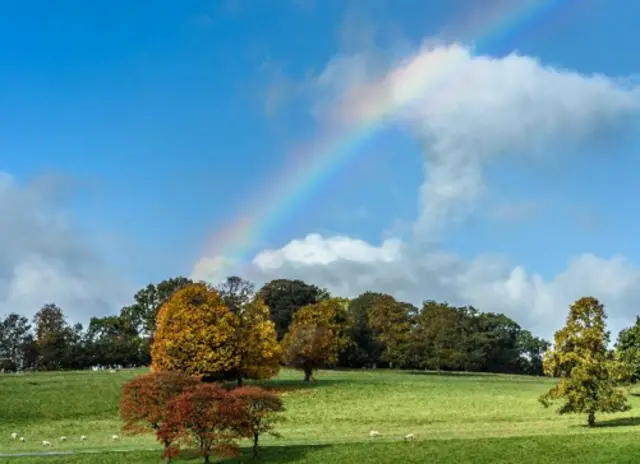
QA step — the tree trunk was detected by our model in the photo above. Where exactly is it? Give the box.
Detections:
[252,434,259,458]
[237,374,244,387]
[588,411,596,427]
[163,440,172,463]
[203,453,210,464]
[303,367,313,382]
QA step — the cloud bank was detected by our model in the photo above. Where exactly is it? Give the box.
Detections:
[193,42,640,340]
[0,173,133,324]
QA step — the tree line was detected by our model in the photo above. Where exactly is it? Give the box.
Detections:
[4,275,640,380]
[1,275,556,376]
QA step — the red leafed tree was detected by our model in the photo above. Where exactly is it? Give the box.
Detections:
[120,371,197,463]
[232,386,285,458]
[162,383,246,464]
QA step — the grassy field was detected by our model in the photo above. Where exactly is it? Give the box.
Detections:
[3,368,640,462]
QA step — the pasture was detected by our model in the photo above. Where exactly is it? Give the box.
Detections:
[2,369,640,463]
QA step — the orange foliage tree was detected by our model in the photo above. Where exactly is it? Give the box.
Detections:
[119,371,198,463]
[151,283,241,377]
[282,298,352,381]
[161,383,246,464]
[232,386,285,458]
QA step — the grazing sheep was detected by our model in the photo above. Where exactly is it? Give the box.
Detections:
[10,432,18,440]
[19,437,25,442]
[59,436,67,442]
[369,430,381,437]
[111,435,119,441]
[80,435,87,441]
[42,440,52,447]
[404,433,415,441]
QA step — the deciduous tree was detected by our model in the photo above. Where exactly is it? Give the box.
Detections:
[235,297,282,386]
[232,386,285,458]
[0,314,34,372]
[615,316,640,382]
[121,277,193,338]
[539,296,630,427]
[258,279,330,339]
[282,298,351,382]
[341,292,385,368]
[516,329,550,376]
[86,315,144,368]
[216,276,255,315]
[33,304,69,370]
[151,283,241,377]
[163,383,246,464]
[120,372,198,463]
[409,301,468,371]
[367,294,415,368]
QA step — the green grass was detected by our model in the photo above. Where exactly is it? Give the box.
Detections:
[3,368,640,462]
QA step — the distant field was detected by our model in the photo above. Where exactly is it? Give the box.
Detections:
[3,368,640,462]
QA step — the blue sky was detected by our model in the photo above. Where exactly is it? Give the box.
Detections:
[2,0,640,335]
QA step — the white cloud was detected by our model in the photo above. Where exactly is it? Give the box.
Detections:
[314,43,640,235]
[0,173,134,325]
[193,43,640,340]
[227,237,640,340]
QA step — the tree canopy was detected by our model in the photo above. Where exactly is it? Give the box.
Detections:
[282,298,351,381]
[151,283,241,377]
[258,279,330,339]
[539,296,630,427]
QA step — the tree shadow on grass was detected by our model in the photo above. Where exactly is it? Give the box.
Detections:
[405,370,499,378]
[224,444,329,463]
[577,417,640,428]
[244,378,353,394]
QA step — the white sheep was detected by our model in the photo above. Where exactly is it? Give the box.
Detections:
[111,434,119,441]
[369,430,381,437]
[404,433,415,441]
[42,440,52,447]
[19,437,25,442]
[59,436,67,442]
[80,435,87,441]
[10,432,18,440]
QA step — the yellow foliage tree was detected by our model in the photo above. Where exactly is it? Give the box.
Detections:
[151,283,241,377]
[151,284,282,385]
[539,296,630,427]
[236,297,282,385]
[282,298,351,382]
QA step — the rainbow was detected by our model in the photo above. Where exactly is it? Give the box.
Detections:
[193,0,573,280]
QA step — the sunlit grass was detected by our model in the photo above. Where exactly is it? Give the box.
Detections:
[3,368,640,462]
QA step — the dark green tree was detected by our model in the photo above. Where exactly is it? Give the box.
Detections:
[86,315,145,367]
[120,277,193,337]
[0,314,34,371]
[516,329,550,375]
[33,304,69,370]
[340,292,385,368]
[216,276,255,315]
[615,316,640,382]
[366,293,415,368]
[258,279,330,340]
[467,312,522,373]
